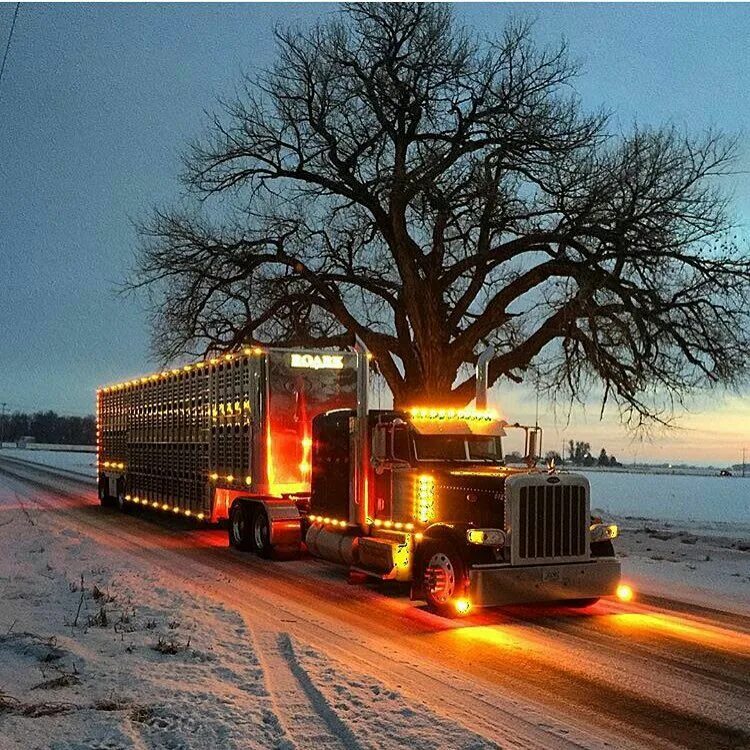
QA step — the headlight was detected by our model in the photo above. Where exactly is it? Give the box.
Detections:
[590,523,618,543]
[467,528,507,546]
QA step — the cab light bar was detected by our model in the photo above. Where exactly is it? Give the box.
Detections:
[408,407,498,421]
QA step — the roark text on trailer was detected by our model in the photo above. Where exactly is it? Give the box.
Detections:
[97,345,627,616]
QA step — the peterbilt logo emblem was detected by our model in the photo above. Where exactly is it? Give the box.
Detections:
[290,353,344,370]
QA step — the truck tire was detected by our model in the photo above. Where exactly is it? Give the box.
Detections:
[98,477,114,507]
[115,481,131,514]
[420,540,468,618]
[252,507,273,559]
[228,501,254,551]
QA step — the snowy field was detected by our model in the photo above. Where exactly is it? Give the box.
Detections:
[584,470,749,525]
[0,449,96,479]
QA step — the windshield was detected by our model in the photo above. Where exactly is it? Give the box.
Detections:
[413,434,503,462]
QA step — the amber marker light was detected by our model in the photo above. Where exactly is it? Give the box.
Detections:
[616,584,634,603]
[455,598,471,615]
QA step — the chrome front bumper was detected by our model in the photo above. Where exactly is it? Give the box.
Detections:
[469,558,621,607]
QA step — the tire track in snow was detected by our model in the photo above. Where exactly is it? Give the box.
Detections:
[250,627,359,750]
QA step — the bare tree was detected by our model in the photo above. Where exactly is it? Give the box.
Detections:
[132,3,749,423]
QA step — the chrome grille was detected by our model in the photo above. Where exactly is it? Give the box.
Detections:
[517,483,587,562]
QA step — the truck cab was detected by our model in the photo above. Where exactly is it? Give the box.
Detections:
[307,407,621,617]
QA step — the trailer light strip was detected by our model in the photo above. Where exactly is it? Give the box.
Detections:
[97,347,266,393]
[208,472,252,485]
[101,461,126,470]
[124,495,205,521]
[307,515,348,527]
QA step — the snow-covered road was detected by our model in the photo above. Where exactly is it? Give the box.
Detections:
[0,457,748,750]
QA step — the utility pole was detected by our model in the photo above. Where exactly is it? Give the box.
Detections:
[0,402,7,447]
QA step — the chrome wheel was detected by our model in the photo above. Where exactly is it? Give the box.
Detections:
[424,552,456,605]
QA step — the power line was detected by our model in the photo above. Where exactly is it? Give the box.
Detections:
[0,2,20,96]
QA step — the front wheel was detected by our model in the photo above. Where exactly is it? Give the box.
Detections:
[420,541,468,618]
[228,502,254,551]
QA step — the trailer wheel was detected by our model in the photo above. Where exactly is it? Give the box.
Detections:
[115,480,132,514]
[420,541,468,618]
[252,507,273,559]
[98,477,114,507]
[228,501,254,551]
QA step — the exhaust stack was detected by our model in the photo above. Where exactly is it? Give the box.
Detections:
[350,337,370,529]
[475,346,495,410]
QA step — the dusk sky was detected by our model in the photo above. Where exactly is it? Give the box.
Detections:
[2,3,749,464]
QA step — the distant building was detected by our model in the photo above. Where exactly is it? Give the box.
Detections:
[16,436,36,448]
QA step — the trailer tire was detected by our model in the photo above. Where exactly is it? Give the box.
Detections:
[98,477,114,507]
[420,540,468,618]
[228,501,254,551]
[252,507,273,559]
[115,482,128,513]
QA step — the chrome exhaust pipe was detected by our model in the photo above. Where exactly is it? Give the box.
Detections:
[475,346,495,410]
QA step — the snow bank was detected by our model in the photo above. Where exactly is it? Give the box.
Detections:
[613,515,750,615]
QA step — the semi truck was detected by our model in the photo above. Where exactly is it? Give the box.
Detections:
[97,345,623,616]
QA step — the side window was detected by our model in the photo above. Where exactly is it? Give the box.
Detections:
[391,426,410,461]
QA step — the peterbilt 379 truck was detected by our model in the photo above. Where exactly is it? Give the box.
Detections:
[97,345,622,616]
